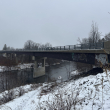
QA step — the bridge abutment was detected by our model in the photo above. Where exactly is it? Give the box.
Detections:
[32,56,46,78]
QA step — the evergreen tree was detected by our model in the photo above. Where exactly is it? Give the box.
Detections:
[3,44,7,50]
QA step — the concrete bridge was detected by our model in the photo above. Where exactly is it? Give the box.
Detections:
[0,41,110,78]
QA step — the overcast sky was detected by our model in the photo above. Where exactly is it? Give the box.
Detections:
[0,0,110,49]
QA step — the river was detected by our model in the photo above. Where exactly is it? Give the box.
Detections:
[0,61,92,93]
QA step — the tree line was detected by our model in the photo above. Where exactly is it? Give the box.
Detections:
[2,41,52,51]
[1,41,61,66]
[77,22,109,44]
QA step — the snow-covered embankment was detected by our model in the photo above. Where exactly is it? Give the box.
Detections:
[0,63,33,72]
[0,69,110,110]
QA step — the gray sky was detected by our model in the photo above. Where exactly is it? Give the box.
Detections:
[0,0,110,49]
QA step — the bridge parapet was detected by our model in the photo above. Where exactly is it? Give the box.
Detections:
[104,41,110,49]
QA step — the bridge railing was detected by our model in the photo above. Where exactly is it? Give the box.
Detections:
[12,41,104,51]
[37,42,104,50]
[51,42,104,50]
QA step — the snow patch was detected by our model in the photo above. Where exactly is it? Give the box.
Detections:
[0,70,110,110]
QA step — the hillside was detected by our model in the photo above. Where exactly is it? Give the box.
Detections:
[0,70,110,110]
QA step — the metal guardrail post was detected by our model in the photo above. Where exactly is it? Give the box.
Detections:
[60,46,61,50]
[64,46,65,50]
[69,45,70,50]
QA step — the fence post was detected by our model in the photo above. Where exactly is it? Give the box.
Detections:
[60,46,61,50]
[64,46,65,50]
[69,45,70,50]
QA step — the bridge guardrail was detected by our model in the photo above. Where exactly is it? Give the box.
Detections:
[48,42,104,50]
[47,42,103,50]
[52,42,104,50]
[37,42,101,50]
[2,42,104,51]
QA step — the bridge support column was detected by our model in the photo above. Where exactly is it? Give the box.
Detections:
[10,53,13,60]
[33,56,46,78]
[15,55,18,64]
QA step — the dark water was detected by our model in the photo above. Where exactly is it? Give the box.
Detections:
[0,62,77,92]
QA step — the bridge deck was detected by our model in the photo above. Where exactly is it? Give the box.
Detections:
[0,49,107,54]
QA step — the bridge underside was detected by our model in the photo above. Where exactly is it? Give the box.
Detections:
[4,52,96,64]
[33,52,95,64]
[4,51,109,65]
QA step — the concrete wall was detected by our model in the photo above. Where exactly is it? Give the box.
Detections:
[33,57,46,78]
[104,41,110,49]
[33,67,45,78]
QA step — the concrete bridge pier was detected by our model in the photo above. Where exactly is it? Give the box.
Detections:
[32,56,46,78]
[15,54,18,64]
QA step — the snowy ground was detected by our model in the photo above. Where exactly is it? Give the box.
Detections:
[0,69,110,110]
[0,62,61,72]
[0,63,33,72]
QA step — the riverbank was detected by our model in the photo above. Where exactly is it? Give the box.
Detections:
[0,62,61,72]
[0,69,110,110]
[0,63,33,72]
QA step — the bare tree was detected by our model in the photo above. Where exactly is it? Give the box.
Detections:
[89,22,101,44]
[24,40,34,50]
[24,40,52,50]
[77,22,101,45]
[44,42,52,48]
[34,43,41,50]
[24,40,40,50]
[104,32,110,41]
[77,37,82,44]
[82,38,89,44]
[40,44,45,49]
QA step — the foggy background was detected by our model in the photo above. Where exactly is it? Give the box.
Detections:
[0,0,110,49]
